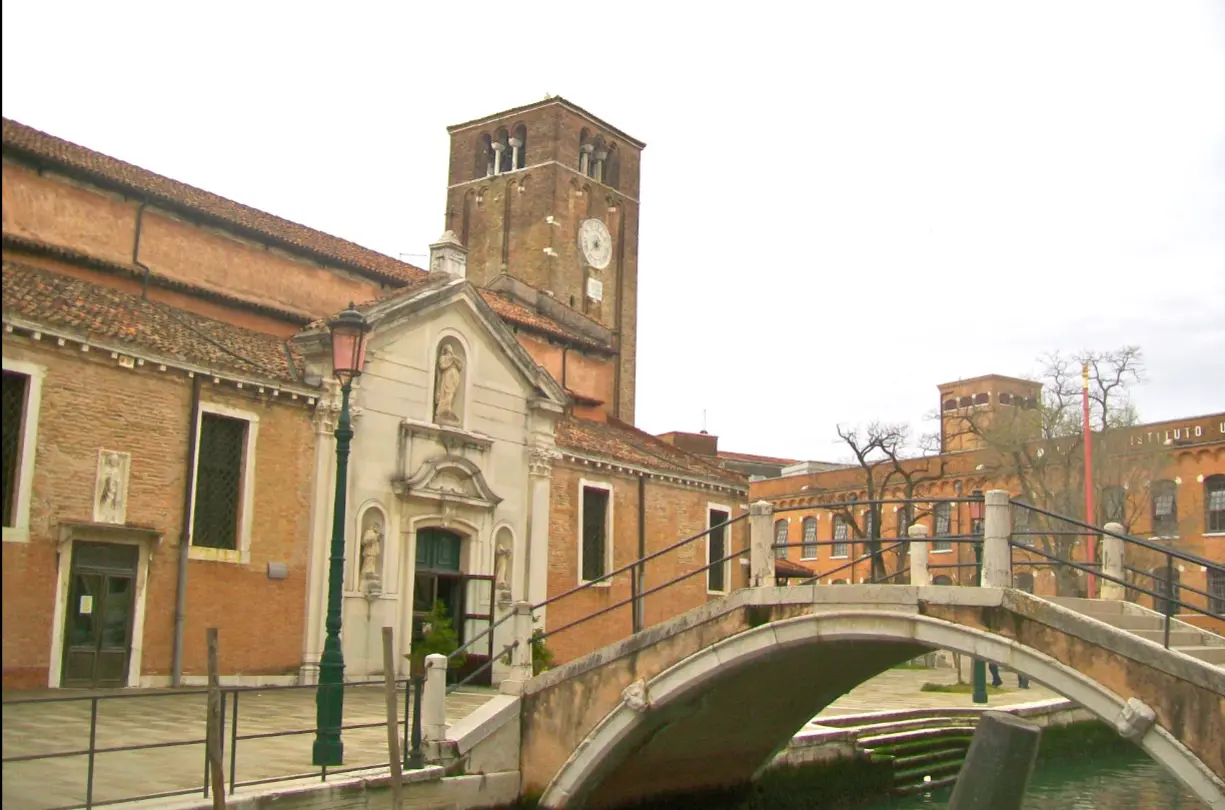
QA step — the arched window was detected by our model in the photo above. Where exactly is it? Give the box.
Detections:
[1013,572,1035,593]
[932,503,952,552]
[1150,479,1178,537]
[476,133,493,179]
[511,124,527,170]
[1101,485,1127,527]
[932,574,953,586]
[801,517,818,560]
[494,127,512,174]
[604,144,621,188]
[579,128,592,175]
[831,516,850,558]
[773,519,788,559]
[1205,475,1225,534]
[831,579,848,585]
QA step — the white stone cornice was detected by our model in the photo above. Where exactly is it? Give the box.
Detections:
[3,316,319,403]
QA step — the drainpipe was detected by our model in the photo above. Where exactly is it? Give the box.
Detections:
[635,474,646,632]
[560,346,568,391]
[129,198,199,685]
[132,202,151,298]
[171,374,202,686]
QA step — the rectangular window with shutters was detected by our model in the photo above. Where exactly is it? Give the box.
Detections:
[707,506,730,593]
[932,503,953,552]
[189,404,258,563]
[2,359,44,542]
[579,482,612,585]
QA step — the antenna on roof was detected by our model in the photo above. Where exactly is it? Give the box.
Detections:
[702,409,708,433]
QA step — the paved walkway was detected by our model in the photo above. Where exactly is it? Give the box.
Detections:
[1,667,1056,809]
[2,683,493,810]
[816,666,1057,717]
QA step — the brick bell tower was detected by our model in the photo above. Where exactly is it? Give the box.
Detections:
[443,96,645,423]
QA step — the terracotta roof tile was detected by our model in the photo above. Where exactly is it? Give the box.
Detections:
[556,416,747,487]
[2,118,426,286]
[776,558,814,578]
[718,450,800,465]
[478,290,610,351]
[3,260,306,385]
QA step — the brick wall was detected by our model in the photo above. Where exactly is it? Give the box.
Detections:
[543,462,747,664]
[445,102,641,423]
[2,160,388,321]
[1,337,316,688]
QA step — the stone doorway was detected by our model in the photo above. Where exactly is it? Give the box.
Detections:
[61,542,139,688]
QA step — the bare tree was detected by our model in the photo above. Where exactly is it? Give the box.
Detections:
[959,347,1158,595]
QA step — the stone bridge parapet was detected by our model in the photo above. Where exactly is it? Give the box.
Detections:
[518,585,1225,809]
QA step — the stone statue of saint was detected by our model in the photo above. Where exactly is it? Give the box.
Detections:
[494,540,512,593]
[361,522,383,581]
[434,344,465,424]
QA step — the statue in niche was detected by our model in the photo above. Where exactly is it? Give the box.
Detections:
[94,450,131,525]
[360,519,383,589]
[494,537,513,604]
[433,343,465,426]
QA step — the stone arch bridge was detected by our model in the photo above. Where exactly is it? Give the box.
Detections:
[507,585,1224,809]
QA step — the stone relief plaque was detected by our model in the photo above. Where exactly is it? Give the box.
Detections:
[94,450,131,525]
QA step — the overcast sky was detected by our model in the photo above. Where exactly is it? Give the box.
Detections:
[4,2,1223,461]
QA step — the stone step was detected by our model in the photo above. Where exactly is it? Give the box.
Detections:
[1133,629,1204,647]
[893,757,963,785]
[859,725,976,749]
[1051,597,1126,615]
[891,745,970,771]
[827,715,972,738]
[1175,646,1225,666]
[1102,614,1167,631]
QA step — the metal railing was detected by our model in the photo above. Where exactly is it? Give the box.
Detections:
[1010,500,1225,649]
[1,677,431,810]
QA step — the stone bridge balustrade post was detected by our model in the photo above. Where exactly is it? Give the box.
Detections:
[982,490,1013,589]
[749,501,776,589]
[423,653,448,747]
[1100,522,1126,600]
[500,601,535,695]
[908,524,930,586]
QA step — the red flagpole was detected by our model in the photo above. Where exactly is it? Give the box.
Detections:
[1083,363,1096,599]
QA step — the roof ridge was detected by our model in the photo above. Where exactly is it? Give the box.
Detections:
[2,117,427,286]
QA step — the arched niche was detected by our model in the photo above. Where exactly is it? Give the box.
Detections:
[493,525,515,605]
[432,335,468,428]
[355,502,388,593]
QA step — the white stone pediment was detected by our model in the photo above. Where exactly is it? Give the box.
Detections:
[393,454,503,509]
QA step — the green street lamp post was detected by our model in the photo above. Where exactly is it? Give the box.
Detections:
[970,493,988,705]
[313,304,371,766]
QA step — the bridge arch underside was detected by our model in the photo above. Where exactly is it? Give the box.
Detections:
[540,612,1225,810]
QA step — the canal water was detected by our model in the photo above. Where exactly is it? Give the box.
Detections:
[858,748,1208,810]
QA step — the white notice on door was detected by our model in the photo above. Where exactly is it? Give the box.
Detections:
[80,595,94,615]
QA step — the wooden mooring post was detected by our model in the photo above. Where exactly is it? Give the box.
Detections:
[206,628,226,809]
[382,627,405,810]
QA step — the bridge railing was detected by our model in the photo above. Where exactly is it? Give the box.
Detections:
[1010,498,1225,648]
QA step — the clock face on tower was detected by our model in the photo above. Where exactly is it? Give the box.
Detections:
[578,218,613,270]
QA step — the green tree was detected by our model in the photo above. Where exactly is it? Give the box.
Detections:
[410,601,466,673]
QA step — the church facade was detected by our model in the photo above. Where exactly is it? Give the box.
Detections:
[1,98,747,690]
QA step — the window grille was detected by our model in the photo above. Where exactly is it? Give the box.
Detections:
[192,413,247,550]
[933,503,952,552]
[708,509,729,592]
[774,519,788,559]
[1205,476,1225,534]
[1151,480,1178,536]
[1209,568,1225,616]
[1,371,28,528]
[801,517,818,560]
[581,487,609,582]
[832,517,849,558]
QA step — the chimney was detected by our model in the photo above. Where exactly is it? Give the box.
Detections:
[428,230,467,279]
